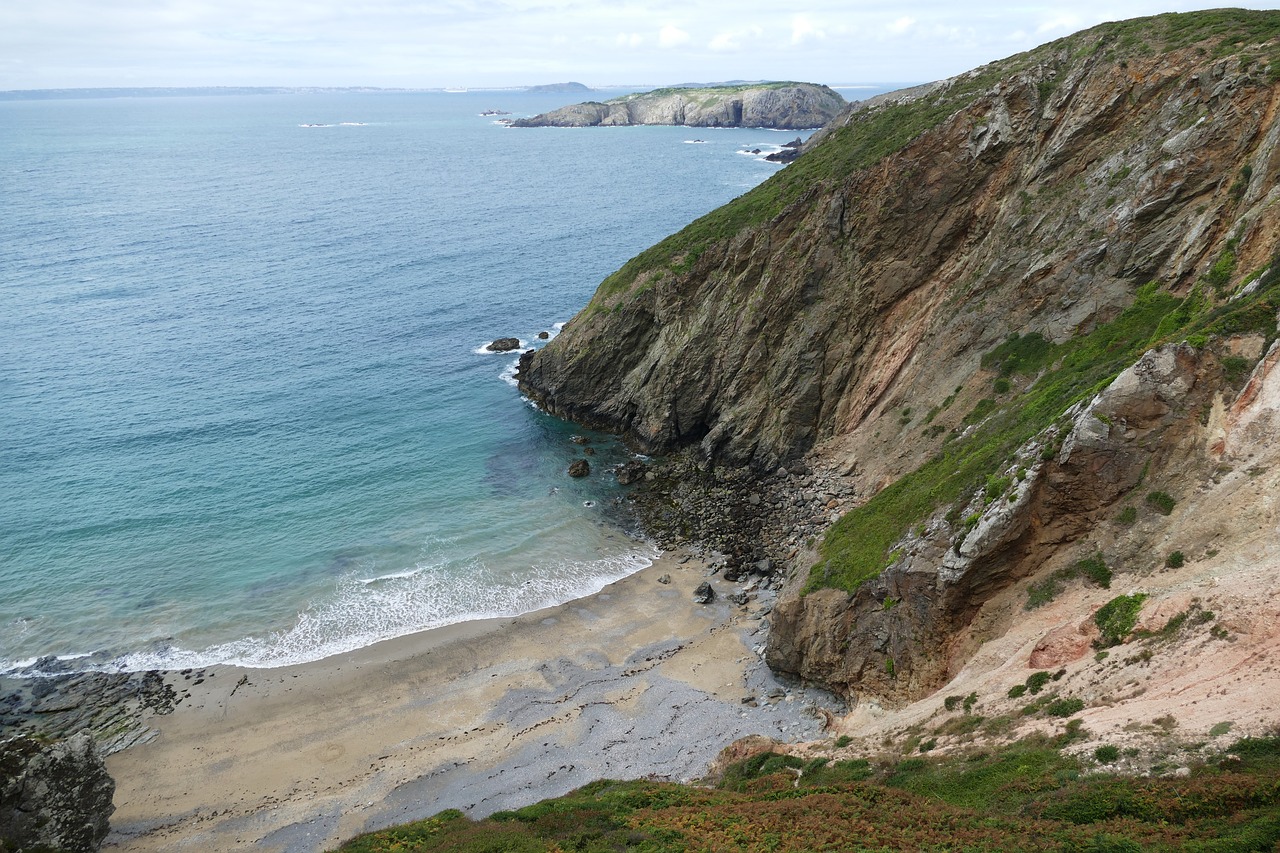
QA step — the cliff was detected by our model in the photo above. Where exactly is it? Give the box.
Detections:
[519,9,1280,705]
[1,734,115,853]
[508,82,845,129]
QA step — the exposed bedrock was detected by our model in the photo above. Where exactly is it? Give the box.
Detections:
[518,14,1280,703]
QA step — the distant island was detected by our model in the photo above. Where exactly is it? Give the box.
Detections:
[524,82,593,94]
[509,82,845,130]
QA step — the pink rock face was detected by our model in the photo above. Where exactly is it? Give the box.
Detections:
[1029,618,1100,668]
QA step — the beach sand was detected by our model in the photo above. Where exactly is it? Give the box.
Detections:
[103,552,835,852]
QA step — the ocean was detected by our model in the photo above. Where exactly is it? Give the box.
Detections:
[0,90,833,673]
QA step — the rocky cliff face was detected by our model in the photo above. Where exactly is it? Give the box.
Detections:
[519,10,1280,704]
[1,734,115,853]
[509,82,844,129]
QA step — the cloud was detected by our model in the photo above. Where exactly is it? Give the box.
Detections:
[886,16,916,36]
[1036,14,1083,35]
[616,32,644,48]
[708,25,763,52]
[658,24,690,48]
[790,14,824,46]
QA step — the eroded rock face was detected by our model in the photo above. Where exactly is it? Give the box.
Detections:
[517,15,1280,704]
[519,34,1280,473]
[767,344,1229,700]
[0,733,115,853]
[510,83,845,129]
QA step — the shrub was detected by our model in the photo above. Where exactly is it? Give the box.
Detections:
[1046,697,1086,717]
[1146,490,1177,515]
[1165,550,1185,568]
[834,734,853,748]
[1008,684,1028,699]
[944,695,964,712]
[994,377,1012,394]
[1094,745,1121,763]
[1026,671,1053,694]
[1116,506,1137,525]
[1074,555,1112,587]
[1094,594,1148,647]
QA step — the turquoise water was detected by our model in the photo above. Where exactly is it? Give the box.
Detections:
[0,91,813,671]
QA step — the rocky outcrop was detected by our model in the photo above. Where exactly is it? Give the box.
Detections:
[767,343,1235,699]
[509,83,844,129]
[1,733,115,853]
[518,11,1280,703]
[0,665,180,754]
[518,14,1280,473]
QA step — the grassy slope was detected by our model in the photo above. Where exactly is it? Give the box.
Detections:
[332,734,1280,852]
[810,264,1280,594]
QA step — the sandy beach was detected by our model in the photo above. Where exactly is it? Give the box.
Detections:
[102,552,836,852]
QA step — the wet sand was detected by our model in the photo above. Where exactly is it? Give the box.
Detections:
[103,552,834,852]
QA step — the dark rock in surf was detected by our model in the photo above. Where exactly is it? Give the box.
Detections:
[486,337,521,352]
[614,460,647,485]
[567,459,591,478]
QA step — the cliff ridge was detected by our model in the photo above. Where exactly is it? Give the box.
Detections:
[509,81,845,129]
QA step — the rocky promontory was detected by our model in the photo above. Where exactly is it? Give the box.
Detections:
[509,82,844,129]
[519,8,1280,709]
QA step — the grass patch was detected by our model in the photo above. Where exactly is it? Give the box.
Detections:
[1146,490,1178,515]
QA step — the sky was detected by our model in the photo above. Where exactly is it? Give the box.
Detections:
[3,1,1278,91]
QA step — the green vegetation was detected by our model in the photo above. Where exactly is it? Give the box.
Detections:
[333,733,1280,852]
[1166,550,1186,568]
[1026,554,1112,609]
[1095,593,1149,647]
[1045,696,1086,717]
[1146,490,1177,515]
[1116,506,1138,525]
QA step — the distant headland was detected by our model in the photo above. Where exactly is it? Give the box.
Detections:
[509,81,845,130]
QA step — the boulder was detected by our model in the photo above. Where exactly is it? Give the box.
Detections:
[693,581,716,604]
[486,337,521,352]
[0,733,115,853]
[614,460,647,485]
[567,459,591,478]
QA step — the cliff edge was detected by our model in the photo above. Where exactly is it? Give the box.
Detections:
[518,8,1280,718]
[509,82,845,129]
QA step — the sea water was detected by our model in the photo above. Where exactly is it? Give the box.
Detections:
[0,90,848,673]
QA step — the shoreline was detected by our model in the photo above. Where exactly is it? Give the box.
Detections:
[100,549,840,852]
